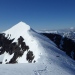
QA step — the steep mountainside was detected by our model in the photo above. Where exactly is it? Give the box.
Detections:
[0,22,75,75]
[42,33,75,60]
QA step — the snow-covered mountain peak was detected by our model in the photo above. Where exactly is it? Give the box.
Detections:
[16,21,30,30]
[5,21,31,38]
[11,21,30,31]
[3,22,44,63]
[5,21,30,34]
[0,22,75,75]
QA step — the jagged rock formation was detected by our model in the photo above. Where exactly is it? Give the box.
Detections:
[0,33,34,64]
[42,33,75,60]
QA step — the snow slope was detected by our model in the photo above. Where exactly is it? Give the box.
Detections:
[0,21,75,75]
[4,22,45,63]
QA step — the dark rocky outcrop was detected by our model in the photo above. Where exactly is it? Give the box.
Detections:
[42,33,75,60]
[0,33,35,64]
[26,51,35,63]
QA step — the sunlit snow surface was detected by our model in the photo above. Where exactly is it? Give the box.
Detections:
[0,22,75,75]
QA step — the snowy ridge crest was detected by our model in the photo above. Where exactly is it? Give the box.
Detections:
[14,21,30,31]
[1,21,43,64]
[5,21,30,35]
[5,21,31,39]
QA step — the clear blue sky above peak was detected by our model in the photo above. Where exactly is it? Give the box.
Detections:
[0,0,75,32]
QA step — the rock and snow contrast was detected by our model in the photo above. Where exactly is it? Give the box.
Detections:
[0,22,75,75]
[42,33,75,60]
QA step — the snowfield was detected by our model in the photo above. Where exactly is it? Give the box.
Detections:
[0,22,75,75]
[0,63,75,75]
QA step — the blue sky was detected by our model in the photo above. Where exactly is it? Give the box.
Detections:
[0,0,75,32]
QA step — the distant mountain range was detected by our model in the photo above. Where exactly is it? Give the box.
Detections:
[39,27,75,41]
[40,27,75,60]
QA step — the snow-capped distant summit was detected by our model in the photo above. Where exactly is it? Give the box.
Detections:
[70,27,75,30]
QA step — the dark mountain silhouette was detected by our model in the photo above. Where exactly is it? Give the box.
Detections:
[42,33,75,60]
